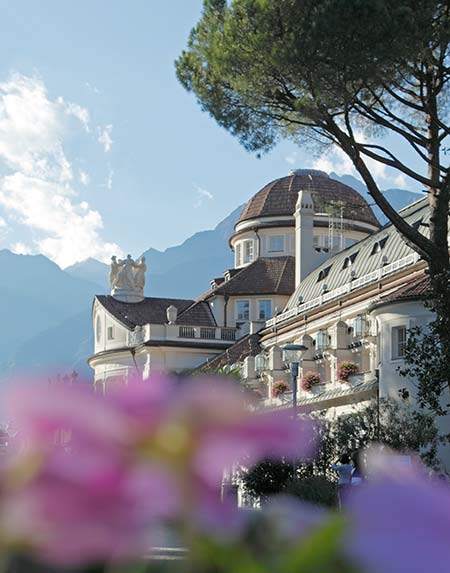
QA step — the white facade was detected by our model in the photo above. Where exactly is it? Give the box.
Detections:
[90,169,442,456]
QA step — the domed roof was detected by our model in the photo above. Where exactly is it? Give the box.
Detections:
[237,169,379,228]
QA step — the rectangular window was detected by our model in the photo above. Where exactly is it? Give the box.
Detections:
[107,326,114,340]
[392,326,407,359]
[236,300,250,321]
[268,235,284,253]
[258,300,272,320]
[235,243,242,267]
[243,240,254,264]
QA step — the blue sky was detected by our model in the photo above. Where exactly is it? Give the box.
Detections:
[0,1,421,268]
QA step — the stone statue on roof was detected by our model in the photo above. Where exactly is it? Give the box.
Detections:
[133,256,146,289]
[115,254,135,290]
[110,253,146,303]
[109,255,121,289]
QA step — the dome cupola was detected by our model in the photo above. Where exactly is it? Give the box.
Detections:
[231,169,379,273]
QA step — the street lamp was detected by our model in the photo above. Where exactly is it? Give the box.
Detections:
[281,343,307,418]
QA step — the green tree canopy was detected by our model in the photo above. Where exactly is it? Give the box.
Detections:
[177,0,450,411]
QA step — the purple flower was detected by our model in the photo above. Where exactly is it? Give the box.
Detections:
[346,451,450,573]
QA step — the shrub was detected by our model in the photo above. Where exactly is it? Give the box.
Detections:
[242,459,294,502]
[301,371,321,391]
[273,380,290,398]
[337,361,359,383]
[285,475,338,508]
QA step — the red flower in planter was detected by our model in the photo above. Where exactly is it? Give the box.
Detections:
[337,361,359,383]
[301,371,321,392]
[273,380,290,398]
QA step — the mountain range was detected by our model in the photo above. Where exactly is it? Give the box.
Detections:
[0,177,423,382]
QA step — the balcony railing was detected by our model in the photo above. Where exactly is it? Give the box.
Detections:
[221,328,236,341]
[266,252,419,328]
[200,327,216,339]
[179,326,195,338]
[177,326,236,342]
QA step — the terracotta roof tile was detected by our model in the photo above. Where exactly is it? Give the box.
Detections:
[201,333,262,370]
[379,272,430,304]
[238,170,379,228]
[203,257,295,298]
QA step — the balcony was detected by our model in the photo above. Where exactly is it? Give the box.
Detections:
[178,325,236,342]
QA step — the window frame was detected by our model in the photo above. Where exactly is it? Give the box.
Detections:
[371,236,388,256]
[107,325,115,341]
[235,243,242,267]
[391,325,407,360]
[317,265,332,282]
[258,299,272,320]
[243,240,255,264]
[268,235,285,253]
[236,299,250,321]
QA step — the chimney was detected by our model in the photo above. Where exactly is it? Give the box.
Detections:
[295,189,315,286]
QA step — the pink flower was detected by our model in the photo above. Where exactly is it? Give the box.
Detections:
[102,376,314,533]
[2,381,178,566]
[0,375,314,564]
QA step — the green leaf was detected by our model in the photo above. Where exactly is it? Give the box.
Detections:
[280,516,354,573]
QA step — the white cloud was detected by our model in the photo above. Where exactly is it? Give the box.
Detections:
[193,184,214,208]
[392,173,408,189]
[106,168,113,190]
[0,215,8,239]
[309,132,411,189]
[85,82,100,94]
[0,72,122,266]
[11,241,32,255]
[97,124,113,153]
[0,173,121,266]
[79,169,90,186]
[285,152,299,166]
[58,98,90,132]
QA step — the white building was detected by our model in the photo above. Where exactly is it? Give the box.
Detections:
[88,169,433,423]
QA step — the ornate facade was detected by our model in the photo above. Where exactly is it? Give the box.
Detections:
[89,169,434,427]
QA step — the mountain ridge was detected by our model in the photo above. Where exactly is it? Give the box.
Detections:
[1,182,423,381]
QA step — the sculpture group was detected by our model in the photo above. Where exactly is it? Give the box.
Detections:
[109,254,146,291]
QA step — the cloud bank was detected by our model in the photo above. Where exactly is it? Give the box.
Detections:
[0,73,122,267]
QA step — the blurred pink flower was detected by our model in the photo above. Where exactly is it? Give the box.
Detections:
[2,381,178,566]
[1,375,314,564]
[346,451,450,573]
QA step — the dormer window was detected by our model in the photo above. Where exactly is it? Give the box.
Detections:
[268,235,285,253]
[412,218,424,231]
[317,265,332,282]
[342,252,358,270]
[371,236,388,255]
